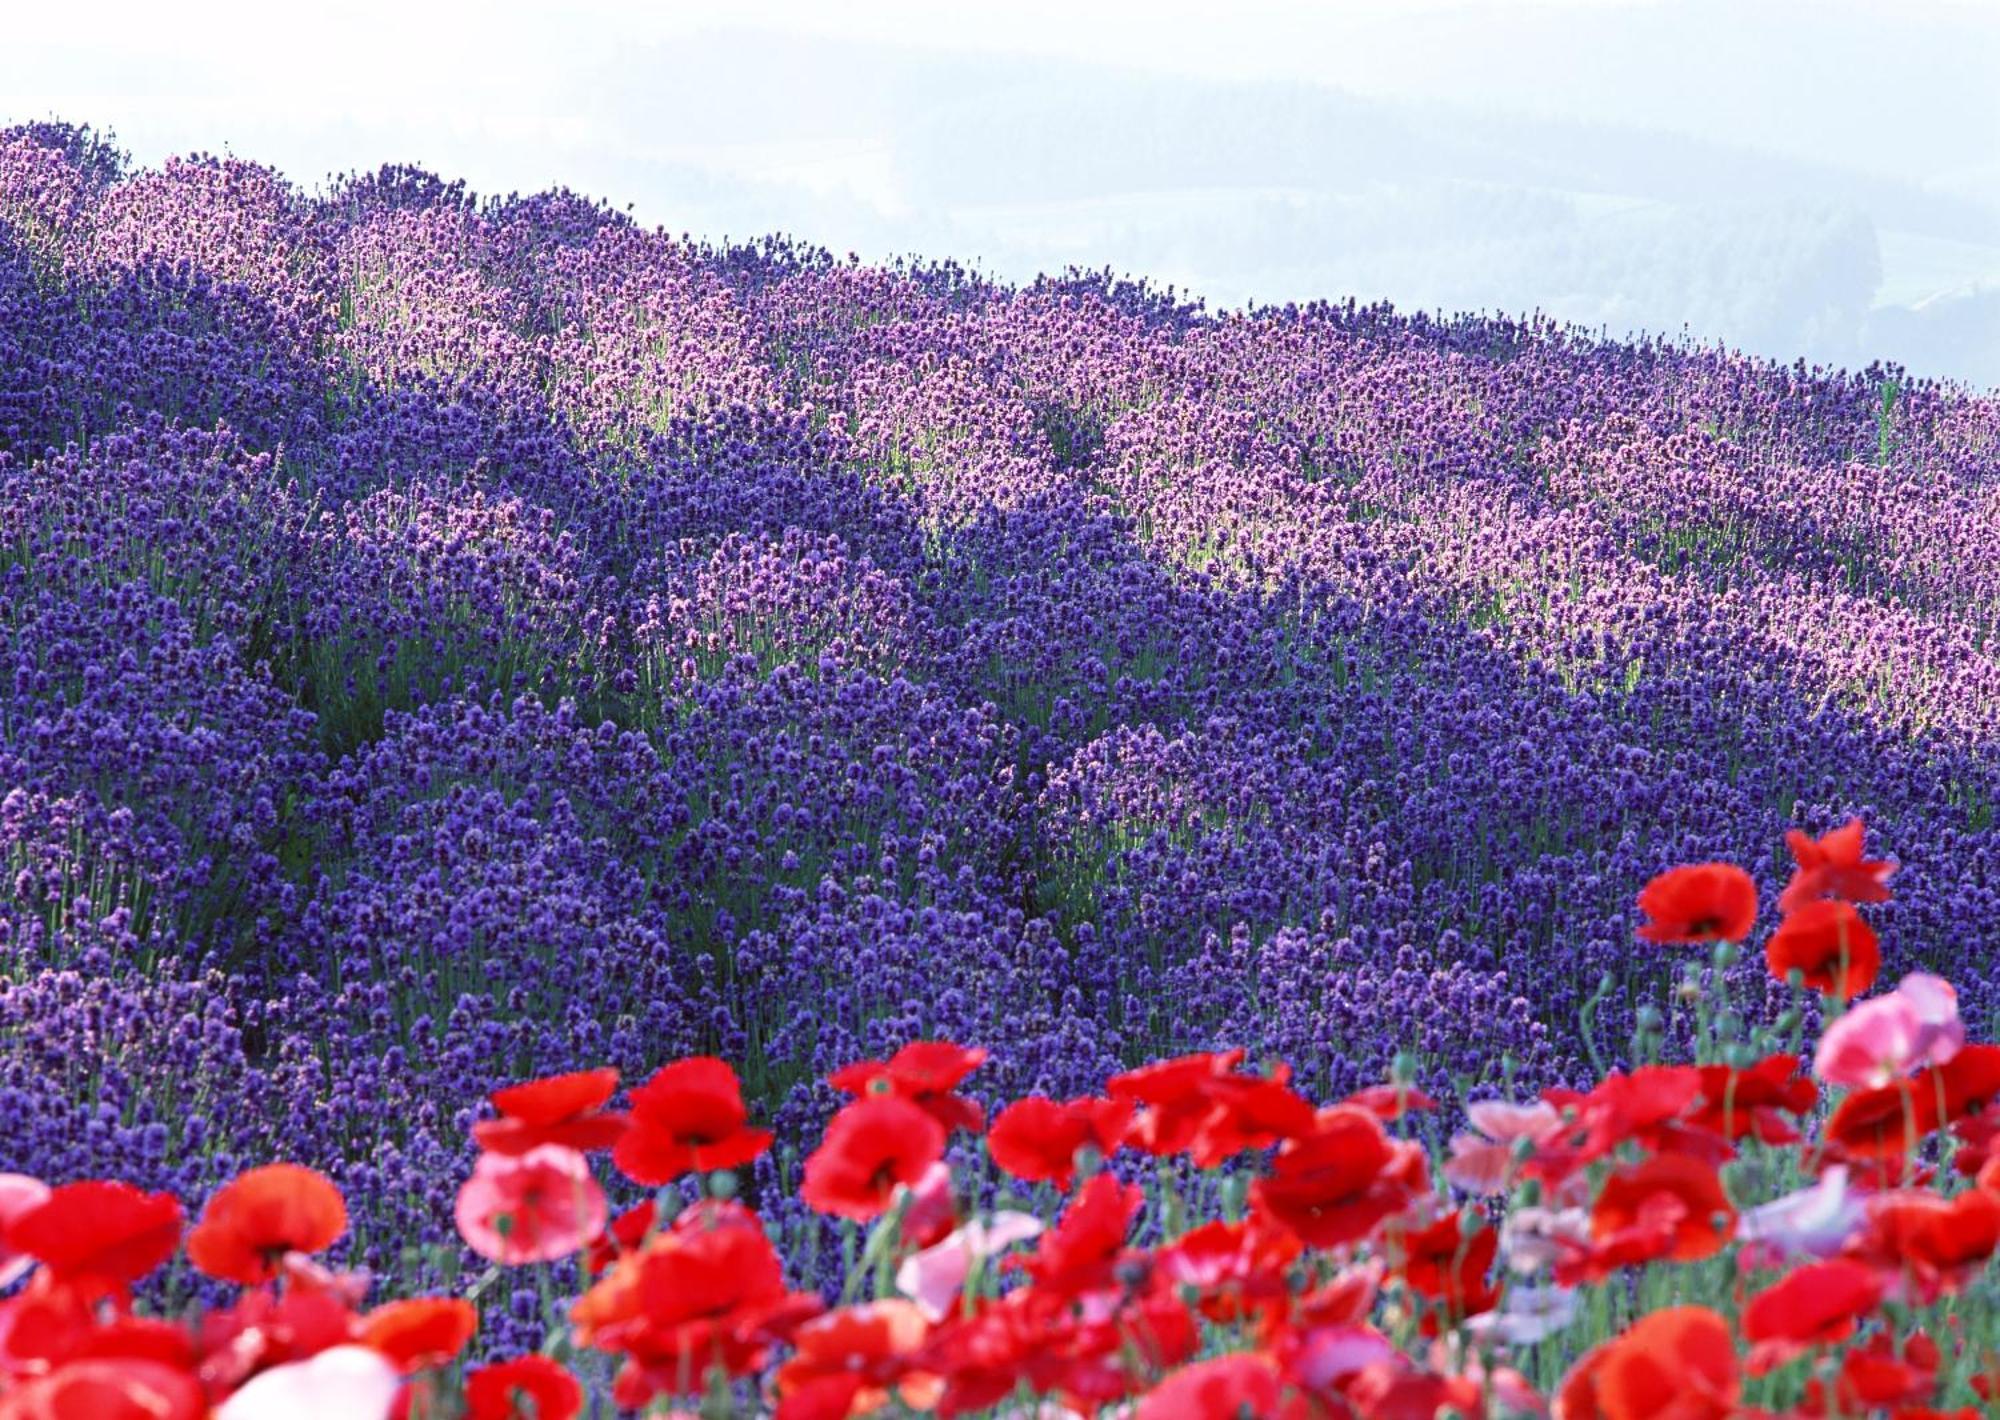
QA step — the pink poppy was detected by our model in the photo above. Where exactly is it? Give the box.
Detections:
[1443,1100,1563,1195]
[895,1211,1045,1321]
[1814,973,1964,1089]
[454,1145,608,1265]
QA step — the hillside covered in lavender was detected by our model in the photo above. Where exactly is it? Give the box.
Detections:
[3,121,1998,1306]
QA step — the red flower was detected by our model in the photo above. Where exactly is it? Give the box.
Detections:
[1341,1084,1440,1121]
[358,1297,477,1373]
[613,1057,772,1186]
[1826,1078,1940,1158]
[1578,1155,1734,1279]
[1780,817,1895,915]
[1766,900,1879,998]
[1688,1054,1818,1144]
[186,1164,347,1284]
[1851,1188,2000,1302]
[1940,1043,2000,1120]
[1634,862,1757,944]
[1742,1259,1884,1373]
[0,1358,204,1420]
[464,1355,586,1420]
[1394,1212,1500,1322]
[1109,1050,1315,1165]
[1249,1106,1422,1249]
[1821,1329,1939,1412]
[830,1041,989,1134]
[1108,1049,1247,1155]
[1153,1218,1302,1324]
[1137,1354,1315,1420]
[474,1067,628,1155]
[571,1215,821,1405]
[1015,1174,1142,1296]
[1539,1066,1724,1177]
[7,1181,181,1294]
[773,1300,934,1416]
[800,1097,946,1222]
[985,1096,1131,1188]
[194,1285,362,1394]
[587,1199,659,1276]
[1569,1307,1738,1420]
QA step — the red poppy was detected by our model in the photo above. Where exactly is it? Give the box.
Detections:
[1819,1329,1938,1412]
[1742,1259,1884,1373]
[1780,817,1895,915]
[1109,1050,1315,1164]
[773,1300,934,1416]
[1249,1106,1420,1249]
[1545,1066,1725,1175]
[1394,1212,1500,1322]
[474,1067,629,1155]
[1015,1174,1143,1296]
[1634,862,1757,944]
[1688,1054,1818,1144]
[0,1358,205,1420]
[1152,1218,1302,1324]
[613,1057,772,1186]
[194,1284,361,1395]
[572,1217,821,1405]
[186,1164,348,1284]
[1826,1078,1940,1158]
[1593,1307,1738,1420]
[830,1041,989,1134]
[800,1097,946,1222]
[1343,1367,1488,1420]
[7,1181,182,1294]
[587,1199,659,1276]
[985,1096,1131,1188]
[1108,1049,1248,1155]
[1940,1044,2000,1120]
[1765,899,1879,998]
[358,1297,477,1373]
[1184,1075,1318,1168]
[1341,1083,1440,1121]
[1585,1155,1735,1269]
[464,1354,586,1420]
[1136,1354,1314,1420]
[1851,1188,2000,1302]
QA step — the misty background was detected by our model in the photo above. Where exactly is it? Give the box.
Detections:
[7,0,1997,386]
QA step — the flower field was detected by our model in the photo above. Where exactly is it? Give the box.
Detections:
[2,121,1999,1415]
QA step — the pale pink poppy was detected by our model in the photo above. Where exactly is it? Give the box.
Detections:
[0,1174,52,1288]
[1497,1205,1591,1277]
[1284,1325,1400,1391]
[899,1161,958,1248]
[895,1211,1044,1321]
[454,1145,607,1264]
[1736,1166,1865,1267]
[1814,973,1963,1089]
[216,1344,401,1420]
[1443,1100,1562,1196]
[1465,1284,1578,1346]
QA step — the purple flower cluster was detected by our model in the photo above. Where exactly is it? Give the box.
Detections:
[2,121,1997,1321]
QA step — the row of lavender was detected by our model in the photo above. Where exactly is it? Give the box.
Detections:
[3,122,1997,1342]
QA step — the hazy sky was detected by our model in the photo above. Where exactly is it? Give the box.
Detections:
[7,0,1998,385]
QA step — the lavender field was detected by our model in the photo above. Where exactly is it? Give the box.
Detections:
[3,119,1999,1362]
